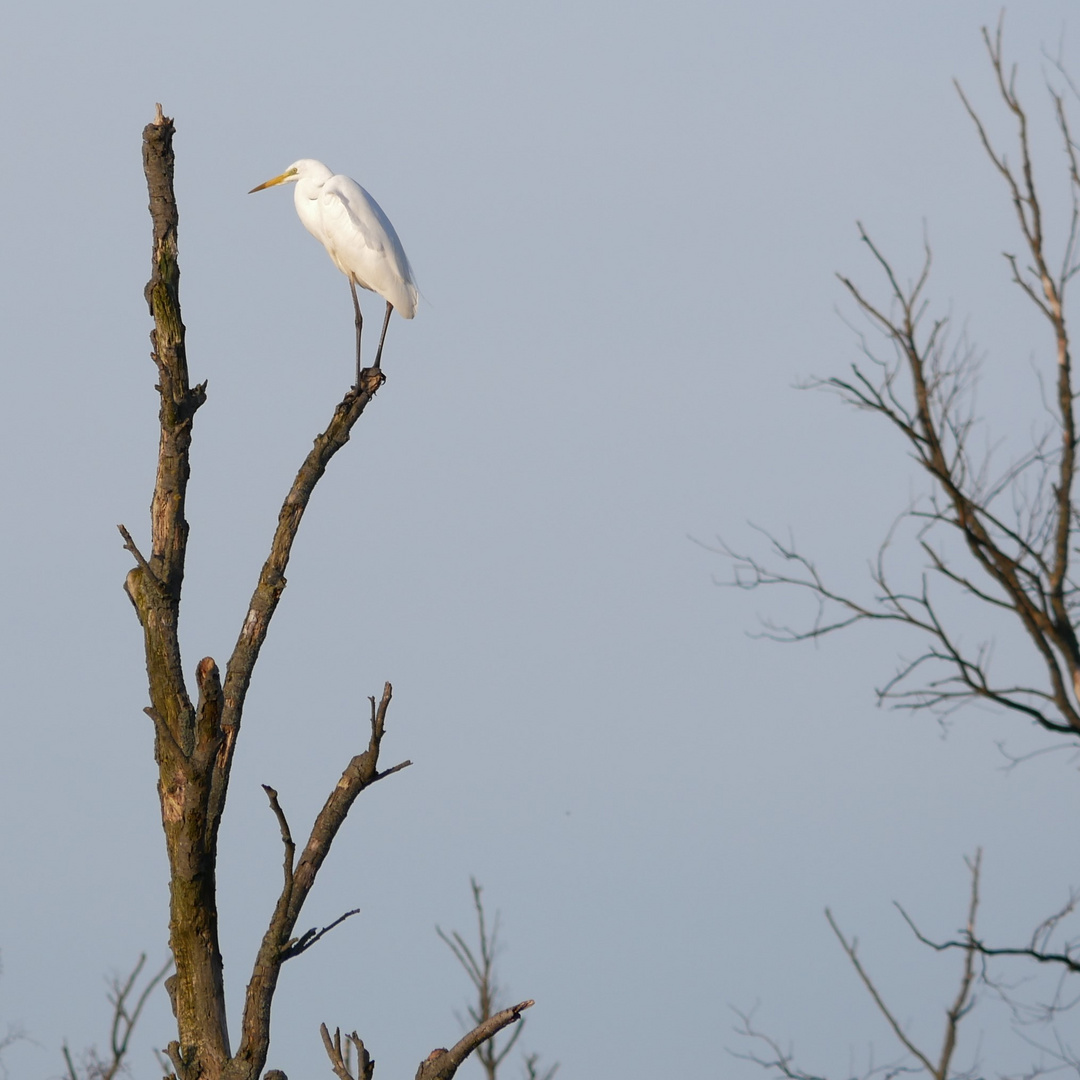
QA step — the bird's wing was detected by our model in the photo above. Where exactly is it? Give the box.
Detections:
[318,176,417,314]
[319,178,381,256]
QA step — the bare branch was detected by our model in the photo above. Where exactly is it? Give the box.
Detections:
[522,1053,559,1080]
[729,1006,917,1080]
[320,1024,374,1080]
[262,785,296,885]
[724,22,1080,1080]
[724,23,1080,745]
[817,857,983,1080]
[729,1008,831,1080]
[414,1001,534,1080]
[897,888,1080,977]
[232,685,410,1076]
[727,200,1080,733]
[217,370,386,746]
[825,909,939,1076]
[280,909,362,963]
[62,954,173,1080]
[936,851,981,1080]
[719,522,1078,734]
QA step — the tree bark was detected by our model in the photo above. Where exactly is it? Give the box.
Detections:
[126,107,394,1080]
[127,106,530,1080]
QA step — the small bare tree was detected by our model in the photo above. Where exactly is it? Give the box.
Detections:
[724,18,1080,1079]
[62,955,172,1080]
[123,108,533,1080]
[437,881,557,1080]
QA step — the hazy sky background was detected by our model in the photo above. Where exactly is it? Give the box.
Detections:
[2,4,1080,1079]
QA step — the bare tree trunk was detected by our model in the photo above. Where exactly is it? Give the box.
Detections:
[123,107,531,1080]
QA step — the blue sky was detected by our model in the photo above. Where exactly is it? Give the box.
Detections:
[2,4,1080,1079]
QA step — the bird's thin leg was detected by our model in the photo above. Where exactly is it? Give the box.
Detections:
[372,301,394,370]
[350,277,364,387]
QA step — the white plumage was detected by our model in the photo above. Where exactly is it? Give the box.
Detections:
[250,158,417,383]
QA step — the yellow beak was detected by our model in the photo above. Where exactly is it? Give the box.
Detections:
[248,167,296,194]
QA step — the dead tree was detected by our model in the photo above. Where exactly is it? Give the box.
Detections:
[723,19,1080,1079]
[437,880,558,1080]
[123,107,531,1080]
[733,854,983,1080]
[725,20,1080,735]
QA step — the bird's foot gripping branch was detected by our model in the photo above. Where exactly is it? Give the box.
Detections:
[249,157,418,388]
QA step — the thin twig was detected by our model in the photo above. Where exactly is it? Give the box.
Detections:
[825,909,938,1076]
[280,909,362,962]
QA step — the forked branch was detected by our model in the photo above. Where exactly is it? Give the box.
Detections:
[827,852,981,1080]
[897,881,1080,977]
[730,1006,910,1080]
[733,856,983,1080]
[320,1025,374,1080]
[230,685,410,1079]
[318,1002,534,1080]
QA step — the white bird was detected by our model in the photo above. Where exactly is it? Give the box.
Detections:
[250,159,417,386]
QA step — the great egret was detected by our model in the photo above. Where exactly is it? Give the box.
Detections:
[249,159,418,385]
